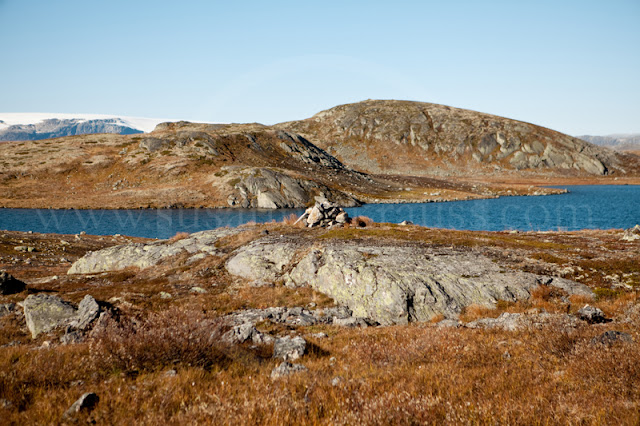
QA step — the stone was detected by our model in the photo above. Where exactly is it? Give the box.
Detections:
[71,295,100,330]
[435,319,460,328]
[0,271,26,295]
[622,225,640,241]
[159,292,172,299]
[591,330,633,346]
[270,362,308,380]
[273,336,306,361]
[306,204,325,227]
[576,305,608,324]
[0,303,16,318]
[335,212,349,223]
[63,393,99,419]
[190,286,207,294]
[22,294,78,338]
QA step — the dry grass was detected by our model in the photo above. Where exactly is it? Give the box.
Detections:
[168,231,190,243]
[282,213,305,228]
[2,310,639,424]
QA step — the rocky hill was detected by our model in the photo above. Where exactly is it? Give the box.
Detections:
[279,100,640,177]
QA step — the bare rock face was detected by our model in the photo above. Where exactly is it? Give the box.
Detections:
[279,100,637,176]
[225,240,593,325]
[224,167,360,209]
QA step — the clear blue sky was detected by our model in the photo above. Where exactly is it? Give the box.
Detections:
[1,0,638,135]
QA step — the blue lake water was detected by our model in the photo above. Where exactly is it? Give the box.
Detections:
[0,185,638,239]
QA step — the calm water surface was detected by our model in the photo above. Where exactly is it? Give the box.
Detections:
[0,185,638,239]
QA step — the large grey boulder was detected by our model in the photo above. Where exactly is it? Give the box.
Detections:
[69,228,244,274]
[226,241,593,326]
[22,294,78,338]
[0,271,26,295]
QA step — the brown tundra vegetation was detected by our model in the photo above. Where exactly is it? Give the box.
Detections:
[0,221,638,424]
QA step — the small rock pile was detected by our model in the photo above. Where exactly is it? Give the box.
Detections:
[295,201,350,228]
[622,225,640,241]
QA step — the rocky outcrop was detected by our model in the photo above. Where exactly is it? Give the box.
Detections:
[279,100,638,176]
[225,239,593,325]
[0,271,26,295]
[69,228,245,275]
[224,167,360,209]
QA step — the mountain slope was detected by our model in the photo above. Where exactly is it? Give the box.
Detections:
[279,100,640,177]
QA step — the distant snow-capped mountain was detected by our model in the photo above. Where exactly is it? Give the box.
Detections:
[0,113,173,141]
[577,133,640,151]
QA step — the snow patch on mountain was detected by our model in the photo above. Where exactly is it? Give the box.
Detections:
[0,113,172,133]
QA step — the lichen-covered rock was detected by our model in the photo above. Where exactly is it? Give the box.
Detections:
[0,271,26,295]
[22,294,78,338]
[226,240,593,326]
[68,228,244,274]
